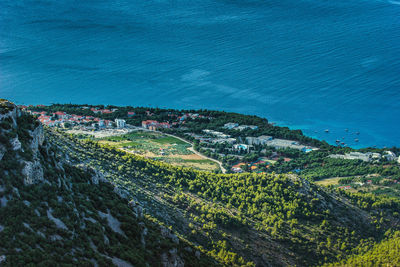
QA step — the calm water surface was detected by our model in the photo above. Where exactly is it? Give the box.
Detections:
[1,0,400,148]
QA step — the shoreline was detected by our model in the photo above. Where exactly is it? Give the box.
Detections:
[15,98,398,149]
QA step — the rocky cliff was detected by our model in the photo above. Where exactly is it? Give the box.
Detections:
[0,100,214,266]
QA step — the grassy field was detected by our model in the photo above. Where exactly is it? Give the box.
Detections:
[315,177,342,186]
[96,130,220,172]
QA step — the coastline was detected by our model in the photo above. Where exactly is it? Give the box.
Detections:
[13,97,398,149]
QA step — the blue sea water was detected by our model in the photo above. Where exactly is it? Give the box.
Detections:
[1,0,399,148]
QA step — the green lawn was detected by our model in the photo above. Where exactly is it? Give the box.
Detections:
[152,136,187,145]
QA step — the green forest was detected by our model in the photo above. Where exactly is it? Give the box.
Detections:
[1,100,400,266]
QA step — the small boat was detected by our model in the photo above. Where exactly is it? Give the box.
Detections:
[325,129,329,133]
[355,131,360,135]
[341,142,345,145]
[355,138,359,142]
[336,140,340,143]
[345,128,349,132]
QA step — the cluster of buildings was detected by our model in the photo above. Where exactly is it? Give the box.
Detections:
[201,130,237,144]
[142,120,172,130]
[223,123,258,131]
[262,138,318,153]
[202,129,231,139]
[329,151,399,162]
[245,135,318,152]
[90,107,117,114]
[162,112,212,124]
[26,109,126,129]
[190,129,318,153]
[245,136,273,145]
[231,157,273,173]
[178,113,210,121]
[141,112,213,131]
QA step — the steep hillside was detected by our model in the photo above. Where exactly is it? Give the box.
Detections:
[0,99,216,266]
[47,114,400,266]
[325,231,400,266]
[2,99,400,266]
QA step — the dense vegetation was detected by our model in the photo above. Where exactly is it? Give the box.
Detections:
[0,101,216,266]
[5,101,400,266]
[47,128,400,266]
[325,231,400,266]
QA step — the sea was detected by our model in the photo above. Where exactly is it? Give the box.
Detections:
[1,0,400,148]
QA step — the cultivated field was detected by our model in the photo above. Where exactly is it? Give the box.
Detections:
[96,131,220,172]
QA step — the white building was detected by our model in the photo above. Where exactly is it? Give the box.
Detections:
[212,138,236,144]
[330,152,372,162]
[233,144,249,151]
[202,130,230,138]
[115,119,126,128]
[223,123,239,129]
[237,125,258,131]
[246,135,273,145]
[98,120,105,127]
[384,151,397,161]
[371,153,382,160]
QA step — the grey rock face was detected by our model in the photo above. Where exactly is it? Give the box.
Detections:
[29,124,44,154]
[0,106,18,127]
[161,248,184,267]
[139,222,147,247]
[114,187,130,199]
[22,161,44,185]
[0,144,6,160]
[10,137,21,151]
[160,225,179,245]
[129,199,143,219]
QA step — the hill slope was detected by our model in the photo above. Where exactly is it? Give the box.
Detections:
[47,113,400,265]
[0,99,216,266]
[325,232,400,267]
[1,99,400,266]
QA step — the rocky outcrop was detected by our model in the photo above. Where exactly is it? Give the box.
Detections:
[114,187,130,200]
[161,248,184,267]
[139,222,147,247]
[160,225,179,245]
[0,101,46,186]
[0,100,19,127]
[76,165,108,185]
[29,124,44,154]
[0,144,6,161]
[10,137,22,151]
[22,160,44,185]
[90,169,104,185]
[129,199,143,219]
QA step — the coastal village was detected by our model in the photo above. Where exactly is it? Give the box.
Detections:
[20,104,400,187]
[20,105,322,172]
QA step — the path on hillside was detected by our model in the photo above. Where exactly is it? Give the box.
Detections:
[162,132,227,174]
[134,126,226,173]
